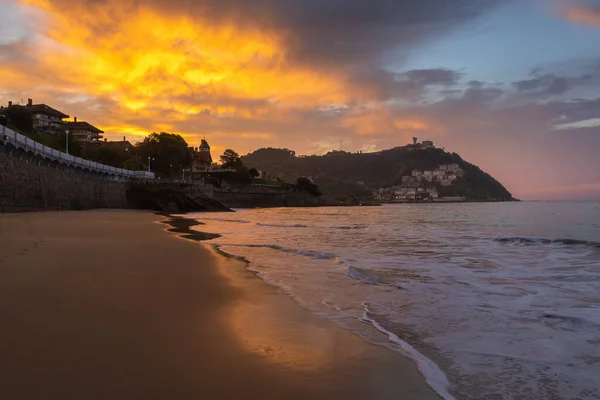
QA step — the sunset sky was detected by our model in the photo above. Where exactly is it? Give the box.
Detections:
[1,0,599,200]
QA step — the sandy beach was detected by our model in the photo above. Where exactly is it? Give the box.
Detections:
[0,210,439,400]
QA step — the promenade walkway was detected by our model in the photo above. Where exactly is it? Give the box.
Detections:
[0,125,154,180]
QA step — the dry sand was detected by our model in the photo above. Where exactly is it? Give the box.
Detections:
[0,210,440,399]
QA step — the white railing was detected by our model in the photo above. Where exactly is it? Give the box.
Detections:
[0,125,154,180]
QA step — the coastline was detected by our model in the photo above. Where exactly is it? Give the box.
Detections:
[0,210,440,399]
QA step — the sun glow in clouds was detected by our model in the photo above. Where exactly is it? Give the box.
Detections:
[1,0,446,147]
[12,0,351,117]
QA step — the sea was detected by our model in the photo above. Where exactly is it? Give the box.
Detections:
[185,201,600,400]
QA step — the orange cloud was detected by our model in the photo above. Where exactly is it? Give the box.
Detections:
[562,2,600,27]
[17,0,351,111]
[0,0,383,150]
[2,0,437,154]
[342,107,431,137]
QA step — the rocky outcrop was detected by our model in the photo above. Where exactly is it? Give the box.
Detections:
[126,184,232,212]
[212,189,324,208]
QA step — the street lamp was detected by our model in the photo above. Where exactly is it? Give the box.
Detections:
[147,156,155,172]
[65,130,69,155]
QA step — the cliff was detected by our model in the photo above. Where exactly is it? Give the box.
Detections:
[242,146,514,201]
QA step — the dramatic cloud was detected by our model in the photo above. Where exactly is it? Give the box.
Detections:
[512,71,592,95]
[2,0,499,140]
[547,97,600,127]
[401,69,462,86]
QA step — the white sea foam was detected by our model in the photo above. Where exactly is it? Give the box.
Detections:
[360,302,455,400]
[193,202,600,399]
[344,266,381,285]
[222,243,337,260]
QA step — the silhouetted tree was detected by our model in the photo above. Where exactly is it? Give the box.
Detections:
[220,149,242,169]
[296,177,322,197]
[136,132,192,177]
[5,106,33,133]
[82,145,142,169]
[249,167,260,177]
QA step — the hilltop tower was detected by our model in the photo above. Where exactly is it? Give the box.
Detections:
[197,138,212,166]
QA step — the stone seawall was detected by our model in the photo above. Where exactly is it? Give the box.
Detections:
[213,190,323,209]
[0,144,128,212]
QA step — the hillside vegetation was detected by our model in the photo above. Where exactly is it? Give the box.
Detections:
[241,146,514,201]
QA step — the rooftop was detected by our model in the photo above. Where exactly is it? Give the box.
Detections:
[5,99,69,119]
[28,104,69,119]
[64,121,104,134]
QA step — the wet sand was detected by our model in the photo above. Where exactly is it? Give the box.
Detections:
[0,210,439,399]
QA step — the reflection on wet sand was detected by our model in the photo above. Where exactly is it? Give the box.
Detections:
[229,293,370,371]
[210,247,441,400]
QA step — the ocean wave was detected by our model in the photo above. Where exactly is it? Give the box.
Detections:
[198,217,252,224]
[344,266,381,285]
[331,224,368,230]
[256,222,309,228]
[360,302,455,400]
[494,237,600,248]
[540,312,600,330]
[224,243,336,260]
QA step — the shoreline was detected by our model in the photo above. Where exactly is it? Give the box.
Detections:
[0,210,440,399]
[163,213,453,400]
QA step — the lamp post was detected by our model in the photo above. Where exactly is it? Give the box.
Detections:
[147,157,155,172]
[65,130,69,155]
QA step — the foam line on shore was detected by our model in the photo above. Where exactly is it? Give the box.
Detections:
[212,239,455,400]
[360,302,455,400]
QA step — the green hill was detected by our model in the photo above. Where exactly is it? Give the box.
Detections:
[241,145,514,201]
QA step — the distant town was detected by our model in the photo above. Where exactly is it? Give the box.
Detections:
[374,159,466,203]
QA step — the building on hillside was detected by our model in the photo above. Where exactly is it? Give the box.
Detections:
[187,138,235,181]
[64,117,104,142]
[422,140,434,148]
[401,175,414,185]
[411,169,423,178]
[26,99,69,134]
[191,139,213,170]
[427,188,439,199]
[101,137,135,152]
[3,99,69,135]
